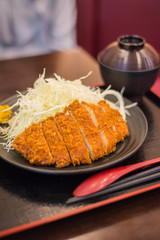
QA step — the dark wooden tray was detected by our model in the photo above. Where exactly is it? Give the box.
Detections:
[0,92,160,238]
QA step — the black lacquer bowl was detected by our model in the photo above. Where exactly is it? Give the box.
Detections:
[97,35,160,100]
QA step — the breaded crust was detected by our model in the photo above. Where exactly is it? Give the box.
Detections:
[13,122,53,165]
[83,102,117,155]
[13,99,129,168]
[98,100,129,142]
[67,100,105,161]
[42,117,71,168]
[55,112,91,166]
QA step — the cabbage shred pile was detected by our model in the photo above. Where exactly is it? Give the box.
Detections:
[0,71,136,151]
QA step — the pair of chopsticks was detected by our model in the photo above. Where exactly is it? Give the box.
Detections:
[66,165,160,204]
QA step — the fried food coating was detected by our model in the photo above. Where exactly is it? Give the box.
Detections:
[55,112,91,166]
[67,100,105,161]
[12,100,129,168]
[82,102,117,155]
[13,122,53,165]
[42,117,71,168]
[98,100,129,142]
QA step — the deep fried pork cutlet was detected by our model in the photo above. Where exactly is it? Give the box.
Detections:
[82,102,117,155]
[13,100,129,168]
[13,122,53,165]
[67,100,105,161]
[98,100,129,142]
[55,112,91,166]
[42,117,71,168]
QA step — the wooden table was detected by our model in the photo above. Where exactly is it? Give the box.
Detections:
[0,47,103,102]
[0,47,160,240]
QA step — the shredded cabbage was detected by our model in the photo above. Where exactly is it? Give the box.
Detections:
[0,70,136,151]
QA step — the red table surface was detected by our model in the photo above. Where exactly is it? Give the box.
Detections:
[151,75,160,98]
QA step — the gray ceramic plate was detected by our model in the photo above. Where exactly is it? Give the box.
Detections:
[0,94,148,175]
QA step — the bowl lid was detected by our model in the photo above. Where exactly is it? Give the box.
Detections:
[98,35,160,72]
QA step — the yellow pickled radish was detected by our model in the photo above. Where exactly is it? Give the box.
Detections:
[0,105,12,123]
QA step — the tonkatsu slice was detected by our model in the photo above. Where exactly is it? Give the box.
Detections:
[13,99,129,168]
[42,117,71,168]
[67,100,105,161]
[82,102,117,155]
[98,100,129,142]
[13,122,53,165]
[55,112,91,166]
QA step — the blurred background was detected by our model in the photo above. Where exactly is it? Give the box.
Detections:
[76,0,160,57]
